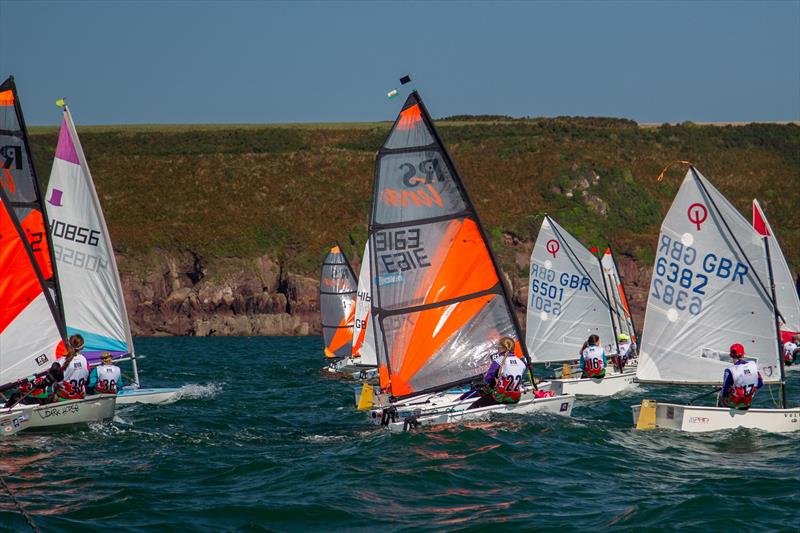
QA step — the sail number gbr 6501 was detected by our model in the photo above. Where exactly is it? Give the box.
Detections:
[529,263,591,316]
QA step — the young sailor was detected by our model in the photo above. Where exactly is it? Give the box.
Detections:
[56,334,90,399]
[467,337,526,409]
[88,352,124,394]
[580,335,607,379]
[783,334,800,366]
[719,343,763,410]
[613,333,634,371]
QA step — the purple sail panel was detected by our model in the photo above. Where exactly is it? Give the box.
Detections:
[55,117,80,164]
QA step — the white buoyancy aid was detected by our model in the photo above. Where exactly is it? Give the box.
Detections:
[783,342,798,359]
[582,345,606,376]
[497,355,526,381]
[618,341,632,358]
[95,365,122,394]
[62,354,90,392]
[729,360,760,389]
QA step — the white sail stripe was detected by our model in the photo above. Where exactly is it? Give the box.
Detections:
[0,293,62,384]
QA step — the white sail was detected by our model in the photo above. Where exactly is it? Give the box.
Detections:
[601,248,637,343]
[526,216,616,363]
[45,106,135,367]
[637,168,781,384]
[351,241,377,366]
[752,199,800,337]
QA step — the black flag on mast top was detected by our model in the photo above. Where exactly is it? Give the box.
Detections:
[399,74,412,85]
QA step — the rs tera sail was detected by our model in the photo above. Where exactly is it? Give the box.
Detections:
[752,199,800,341]
[320,245,357,359]
[637,167,781,385]
[45,104,136,369]
[0,76,64,324]
[0,183,68,384]
[369,91,526,399]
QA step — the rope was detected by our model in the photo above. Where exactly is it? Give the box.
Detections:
[0,474,40,533]
[655,160,693,182]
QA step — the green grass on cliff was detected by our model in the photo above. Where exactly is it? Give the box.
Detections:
[28,118,800,276]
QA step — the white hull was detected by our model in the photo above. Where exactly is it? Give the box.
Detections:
[632,401,800,433]
[387,393,576,432]
[549,369,637,396]
[0,407,33,438]
[2,395,116,429]
[116,387,181,405]
[324,357,375,377]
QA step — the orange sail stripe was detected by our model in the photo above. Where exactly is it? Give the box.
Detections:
[379,366,390,390]
[390,295,495,396]
[0,201,45,334]
[0,90,13,106]
[352,314,368,356]
[397,104,422,131]
[325,306,356,357]
[19,210,53,280]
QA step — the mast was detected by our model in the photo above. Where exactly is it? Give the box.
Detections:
[609,248,638,345]
[597,255,621,356]
[764,235,788,408]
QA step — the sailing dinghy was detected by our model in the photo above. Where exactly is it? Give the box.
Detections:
[633,167,800,432]
[752,199,800,371]
[366,91,574,431]
[320,245,361,372]
[0,77,115,429]
[525,216,637,396]
[45,102,180,405]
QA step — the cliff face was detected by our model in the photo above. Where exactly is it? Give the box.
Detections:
[25,118,799,336]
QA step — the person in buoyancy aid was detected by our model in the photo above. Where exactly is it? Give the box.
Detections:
[612,333,634,372]
[54,334,89,401]
[580,334,607,379]
[88,352,123,395]
[718,343,763,410]
[4,363,64,407]
[466,337,526,410]
[782,334,800,366]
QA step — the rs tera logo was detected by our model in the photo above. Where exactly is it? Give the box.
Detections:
[400,159,442,187]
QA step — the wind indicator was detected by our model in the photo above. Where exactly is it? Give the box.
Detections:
[387,73,413,99]
[55,97,66,107]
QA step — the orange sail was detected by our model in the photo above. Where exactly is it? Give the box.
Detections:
[320,245,357,358]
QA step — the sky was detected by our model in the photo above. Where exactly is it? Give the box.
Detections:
[1,0,798,126]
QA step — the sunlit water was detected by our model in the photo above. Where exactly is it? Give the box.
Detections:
[1,337,798,531]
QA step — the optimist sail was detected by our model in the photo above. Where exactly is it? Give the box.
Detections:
[601,247,637,343]
[320,245,357,359]
[752,199,800,341]
[0,77,64,323]
[351,241,377,366]
[45,105,136,367]
[0,184,67,384]
[525,216,617,362]
[369,91,525,398]
[638,167,781,384]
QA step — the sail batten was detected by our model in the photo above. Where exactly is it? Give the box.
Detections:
[638,168,781,385]
[370,91,525,398]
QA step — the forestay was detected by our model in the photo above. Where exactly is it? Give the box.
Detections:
[0,77,64,322]
[752,199,800,341]
[0,185,66,384]
[369,91,524,399]
[320,246,357,359]
[351,241,377,366]
[601,247,637,342]
[45,105,135,365]
[638,167,781,384]
[526,216,616,362]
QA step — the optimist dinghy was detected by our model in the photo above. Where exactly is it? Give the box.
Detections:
[752,199,800,371]
[45,102,179,405]
[633,166,800,433]
[364,90,574,430]
[525,216,637,396]
[0,77,115,430]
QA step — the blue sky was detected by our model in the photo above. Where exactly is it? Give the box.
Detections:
[1,0,798,125]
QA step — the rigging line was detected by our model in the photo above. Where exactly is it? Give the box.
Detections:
[547,218,618,314]
[0,474,41,533]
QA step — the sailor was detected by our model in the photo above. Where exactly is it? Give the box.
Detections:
[88,352,123,395]
[719,343,763,410]
[782,334,800,366]
[580,334,607,379]
[4,363,64,407]
[56,334,90,399]
[467,337,526,409]
[612,333,634,371]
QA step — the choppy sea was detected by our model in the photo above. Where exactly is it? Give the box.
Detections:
[1,336,798,532]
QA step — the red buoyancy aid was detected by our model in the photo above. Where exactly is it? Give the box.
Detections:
[54,381,84,402]
[490,357,526,404]
[22,378,51,399]
[582,345,606,378]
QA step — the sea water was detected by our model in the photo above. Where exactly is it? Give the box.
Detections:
[1,336,798,531]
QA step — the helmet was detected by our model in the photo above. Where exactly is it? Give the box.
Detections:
[729,343,745,357]
[497,336,515,353]
[618,333,630,342]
